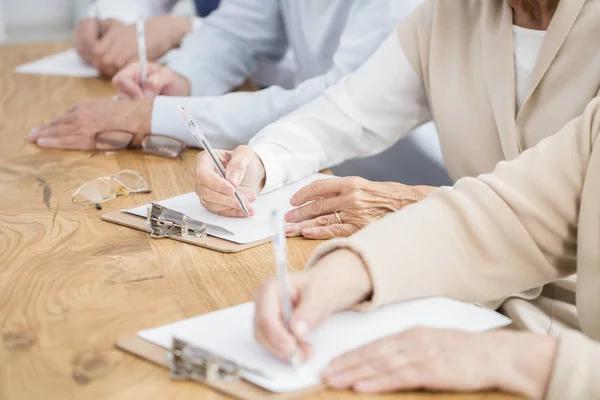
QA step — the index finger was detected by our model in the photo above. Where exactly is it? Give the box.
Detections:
[290,178,346,206]
[193,152,236,197]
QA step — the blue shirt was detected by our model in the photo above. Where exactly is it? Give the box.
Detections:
[194,0,220,17]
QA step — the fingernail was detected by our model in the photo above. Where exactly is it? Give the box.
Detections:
[292,320,309,338]
[284,212,293,222]
[143,89,154,98]
[28,127,39,140]
[37,138,48,147]
[228,172,241,186]
[290,195,298,206]
[224,187,234,196]
[284,225,294,234]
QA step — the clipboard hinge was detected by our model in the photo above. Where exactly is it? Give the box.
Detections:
[167,337,241,383]
[146,203,207,239]
[166,338,272,384]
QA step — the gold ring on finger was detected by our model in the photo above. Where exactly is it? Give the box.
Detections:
[334,212,343,224]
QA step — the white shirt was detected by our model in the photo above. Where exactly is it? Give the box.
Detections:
[150,0,422,149]
[86,0,297,89]
[249,26,547,191]
[513,26,546,110]
[88,0,192,25]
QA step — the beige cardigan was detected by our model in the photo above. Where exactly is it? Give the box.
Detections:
[397,0,600,179]
[307,93,600,400]
[304,1,600,398]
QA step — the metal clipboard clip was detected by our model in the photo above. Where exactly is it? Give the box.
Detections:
[146,203,234,239]
[167,337,272,383]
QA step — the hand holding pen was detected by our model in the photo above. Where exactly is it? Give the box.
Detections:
[272,209,301,371]
[180,106,262,218]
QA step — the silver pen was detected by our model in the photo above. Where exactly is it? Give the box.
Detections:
[136,17,147,88]
[177,105,251,217]
[272,209,300,371]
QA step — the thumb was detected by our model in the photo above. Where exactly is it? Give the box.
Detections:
[143,67,172,96]
[289,288,331,340]
[225,146,253,187]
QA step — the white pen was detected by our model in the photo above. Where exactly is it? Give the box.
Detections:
[91,0,103,38]
[272,209,300,372]
[177,105,251,217]
[136,17,148,88]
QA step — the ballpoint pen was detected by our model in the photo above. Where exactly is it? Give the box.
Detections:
[136,17,148,88]
[91,0,103,39]
[177,105,251,217]
[272,209,300,372]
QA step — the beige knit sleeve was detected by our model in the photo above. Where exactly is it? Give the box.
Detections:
[305,97,600,310]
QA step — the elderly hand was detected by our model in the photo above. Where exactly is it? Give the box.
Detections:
[193,145,265,217]
[284,177,436,239]
[28,98,152,150]
[74,18,104,64]
[322,328,556,400]
[82,15,192,77]
[254,249,372,362]
[112,62,190,100]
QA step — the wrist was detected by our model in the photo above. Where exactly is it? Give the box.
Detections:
[311,249,373,310]
[166,16,192,48]
[111,99,153,135]
[490,331,557,400]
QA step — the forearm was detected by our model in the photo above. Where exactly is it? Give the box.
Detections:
[491,331,556,400]
[167,0,286,97]
[306,99,600,309]
[250,33,432,192]
[110,99,153,135]
[87,0,168,24]
[148,15,193,50]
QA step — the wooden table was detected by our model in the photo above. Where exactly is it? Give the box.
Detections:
[0,42,518,400]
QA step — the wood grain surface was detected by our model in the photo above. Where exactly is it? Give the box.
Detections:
[0,42,519,400]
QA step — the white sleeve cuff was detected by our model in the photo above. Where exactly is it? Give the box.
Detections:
[252,142,286,193]
[151,96,197,146]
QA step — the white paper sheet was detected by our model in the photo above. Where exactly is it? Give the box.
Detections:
[124,173,334,244]
[15,48,176,78]
[138,297,511,393]
[15,49,100,78]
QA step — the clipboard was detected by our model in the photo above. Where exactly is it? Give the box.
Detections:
[101,209,271,253]
[116,335,323,400]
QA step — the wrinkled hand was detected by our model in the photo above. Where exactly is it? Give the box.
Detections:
[89,15,191,77]
[284,177,436,239]
[254,249,372,362]
[112,62,190,100]
[74,18,103,64]
[322,328,556,400]
[193,145,265,217]
[28,98,152,150]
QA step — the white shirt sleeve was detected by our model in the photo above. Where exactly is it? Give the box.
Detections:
[165,0,288,97]
[87,0,179,24]
[151,0,415,151]
[249,33,433,191]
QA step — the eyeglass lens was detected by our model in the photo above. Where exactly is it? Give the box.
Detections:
[142,135,185,158]
[95,131,134,151]
[112,170,149,193]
